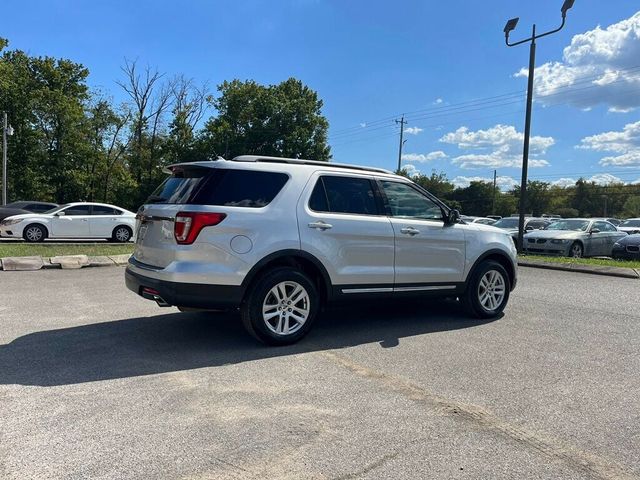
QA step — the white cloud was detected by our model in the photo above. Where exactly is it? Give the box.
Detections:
[452,175,518,190]
[433,98,444,105]
[516,12,640,112]
[359,122,367,128]
[578,120,640,167]
[440,124,553,169]
[401,151,447,163]
[402,164,421,178]
[404,126,423,135]
[588,173,624,185]
[551,178,577,188]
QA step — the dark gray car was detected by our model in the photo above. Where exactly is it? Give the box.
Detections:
[0,201,59,222]
[523,219,627,258]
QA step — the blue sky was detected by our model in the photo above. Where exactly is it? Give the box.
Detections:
[4,0,640,188]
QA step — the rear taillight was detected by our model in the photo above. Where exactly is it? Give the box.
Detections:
[174,212,226,245]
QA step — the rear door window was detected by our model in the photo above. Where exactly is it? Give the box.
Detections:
[309,176,378,215]
[92,206,121,215]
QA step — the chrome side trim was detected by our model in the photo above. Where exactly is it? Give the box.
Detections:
[394,285,456,292]
[341,285,456,294]
[341,287,394,294]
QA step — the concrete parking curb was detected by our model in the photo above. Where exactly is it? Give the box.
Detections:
[518,259,640,279]
[1,254,130,271]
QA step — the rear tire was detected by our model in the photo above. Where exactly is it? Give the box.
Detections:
[23,224,47,243]
[240,267,319,345]
[462,261,510,319]
[112,225,132,243]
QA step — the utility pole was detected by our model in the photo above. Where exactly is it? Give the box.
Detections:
[395,115,407,173]
[2,112,8,206]
[603,195,608,217]
[492,170,497,215]
[503,0,575,253]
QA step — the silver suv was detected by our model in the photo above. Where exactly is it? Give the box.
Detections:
[125,155,518,345]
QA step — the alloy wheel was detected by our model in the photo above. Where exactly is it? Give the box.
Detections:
[477,270,506,312]
[25,226,43,242]
[262,281,310,335]
[115,227,130,242]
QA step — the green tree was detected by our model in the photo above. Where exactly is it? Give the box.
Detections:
[198,78,330,161]
[452,181,495,216]
[622,196,640,217]
[412,170,455,200]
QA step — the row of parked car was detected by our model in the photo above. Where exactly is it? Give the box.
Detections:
[0,201,136,242]
[461,215,640,260]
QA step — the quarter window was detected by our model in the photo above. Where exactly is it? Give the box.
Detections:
[309,176,378,215]
[380,181,443,220]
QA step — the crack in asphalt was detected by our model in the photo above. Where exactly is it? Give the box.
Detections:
[321,350,634,480]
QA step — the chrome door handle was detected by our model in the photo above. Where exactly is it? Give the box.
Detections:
[308,221,333,231]
[401,227,420,236]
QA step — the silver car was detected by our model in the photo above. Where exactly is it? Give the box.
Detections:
[523,219,627,258]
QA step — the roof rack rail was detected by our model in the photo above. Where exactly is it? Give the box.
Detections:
[231,155,393,175]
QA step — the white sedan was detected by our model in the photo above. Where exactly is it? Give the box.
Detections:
[0,202,136,242]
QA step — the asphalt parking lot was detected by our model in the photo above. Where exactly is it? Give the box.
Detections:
[1,267,639,479]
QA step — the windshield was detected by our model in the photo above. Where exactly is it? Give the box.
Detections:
[620,219,640,227]
[546,220,590,231]
[492,218,519,229]
[45,204,69,214]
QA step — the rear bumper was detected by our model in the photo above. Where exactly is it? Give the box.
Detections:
[125,267,243,310]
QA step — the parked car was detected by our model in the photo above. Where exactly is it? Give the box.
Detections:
[0,201,59,222]
[492,216,550,244]
[461,216,497,226]
[0,202,135,242]
[486,215,502,221]
[617,218,640,235]
[523,219,627,258]
[611,234,640,260]
[591,217,622,226]
[125,155,518,345]
[541,214,561,221]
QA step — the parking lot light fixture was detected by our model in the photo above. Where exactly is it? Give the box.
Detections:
[503,1,575,253]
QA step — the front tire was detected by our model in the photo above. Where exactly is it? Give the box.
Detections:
[569,242,583,258]
[462,261,510,319]
[23,224,47,243]
[241,267,319,345]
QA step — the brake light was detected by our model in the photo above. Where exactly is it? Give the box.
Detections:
[174,212,226,245]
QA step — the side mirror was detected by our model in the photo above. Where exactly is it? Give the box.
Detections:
[446,209,460,225]
[55,211,65,217]
[525,225,534,231]
[590,228,600,234]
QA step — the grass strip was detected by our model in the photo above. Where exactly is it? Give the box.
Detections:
[519,254,640,270]
[0,244,134,258]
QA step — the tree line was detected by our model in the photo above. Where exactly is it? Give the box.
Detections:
[0,38,330,211]
[404,170,640,219]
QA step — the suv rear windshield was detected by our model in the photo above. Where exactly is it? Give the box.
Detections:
[147,167,289,208]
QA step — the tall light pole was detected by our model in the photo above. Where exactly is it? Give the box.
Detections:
[504,0,575,253]
[2,112,15,206]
